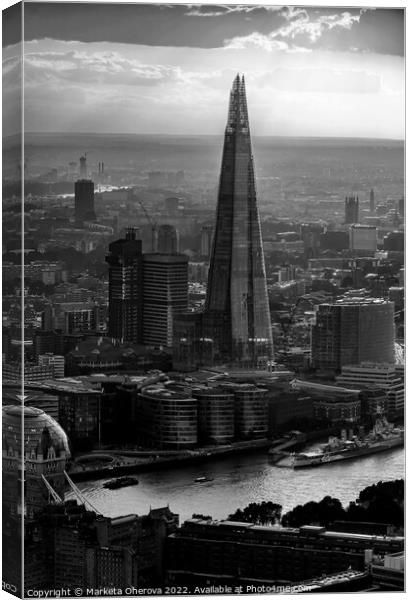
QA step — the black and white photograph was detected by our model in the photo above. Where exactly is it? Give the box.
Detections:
[1,1,405,597]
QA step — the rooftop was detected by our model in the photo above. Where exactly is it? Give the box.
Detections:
[340,362,398,372]
[182,518,404,542]
[320,297,392,306]
[143,253,188,263]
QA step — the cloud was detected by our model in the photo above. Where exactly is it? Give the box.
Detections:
[184,5,283,17]
[225,33,291,52]
[224,9,362,52]
[2,4,401,58]
[23,50,176,87]
[22,48,228,93]
[276,11,361,43]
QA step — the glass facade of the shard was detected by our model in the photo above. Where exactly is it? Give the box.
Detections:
[204,75,274,367]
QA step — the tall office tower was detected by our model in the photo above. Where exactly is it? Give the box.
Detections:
[200,225,214,258]
[203,75,273,367]
[157,224,179,253]
[344,196,359,224]
[142,253,188,347]
[74,155,96,225]
[105,228,143,343]
[311,298,395,374]
[370,189,375,213]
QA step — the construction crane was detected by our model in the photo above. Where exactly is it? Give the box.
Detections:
[133,194,157,251]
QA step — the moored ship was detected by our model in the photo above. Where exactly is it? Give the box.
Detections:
[280,417,403,469]
[103,476,139,489]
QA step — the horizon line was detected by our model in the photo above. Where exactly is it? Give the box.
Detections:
[6,132,405,143]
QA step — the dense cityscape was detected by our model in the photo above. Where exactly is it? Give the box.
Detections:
[2,2,405,598]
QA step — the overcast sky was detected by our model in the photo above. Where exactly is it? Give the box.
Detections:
[2,2,405,138]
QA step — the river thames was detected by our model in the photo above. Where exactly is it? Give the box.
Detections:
[71,447,404,523]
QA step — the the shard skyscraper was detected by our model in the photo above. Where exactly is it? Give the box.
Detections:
[203,74,274,367]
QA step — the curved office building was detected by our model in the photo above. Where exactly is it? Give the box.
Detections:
[221,383,268,440]
[193,387,235,445]
[137,387,197,450]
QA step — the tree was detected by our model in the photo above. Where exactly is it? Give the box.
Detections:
[281,480,404,530]
[357,480,404,507]
[282,497,345,528]
[228,501,282,526]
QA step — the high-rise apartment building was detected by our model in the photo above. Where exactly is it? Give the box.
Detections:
[105,228,143,344]
[344,196,359,224]
[142,253,188,347]
[106,229,188,348]
[311,298,395,373]
[203,75,273,367]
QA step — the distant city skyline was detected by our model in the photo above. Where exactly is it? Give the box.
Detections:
[2,3,405,139]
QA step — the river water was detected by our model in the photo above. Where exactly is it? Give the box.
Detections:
[71,447,404,523]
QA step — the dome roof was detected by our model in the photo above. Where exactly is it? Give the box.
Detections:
[2,405,71,460]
